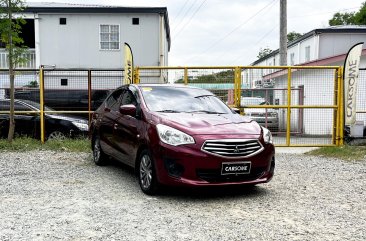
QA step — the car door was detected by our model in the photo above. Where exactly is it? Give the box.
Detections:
[112,87,140,167]
[13,101,38,138]
[98,88,124,158]
[0,100,10,138]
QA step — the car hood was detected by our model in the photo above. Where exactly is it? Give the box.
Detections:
[152,112,261,136]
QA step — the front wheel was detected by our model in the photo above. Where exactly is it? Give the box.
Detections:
[92,135,108,166]
[138,150,159,195]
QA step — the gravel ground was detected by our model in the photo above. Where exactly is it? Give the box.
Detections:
[0,151,365,241]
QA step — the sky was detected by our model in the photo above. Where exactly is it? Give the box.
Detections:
[25,0,366,66]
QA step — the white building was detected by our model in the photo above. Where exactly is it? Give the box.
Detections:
[249,26,366,136]
[0,2,171,69]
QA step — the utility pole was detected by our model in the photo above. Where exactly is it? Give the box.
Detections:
[279,0,287,65]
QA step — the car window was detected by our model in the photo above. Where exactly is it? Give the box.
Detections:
[14,102,33,111]
[120,90,137,106]
[0,101,10,111]
[140,86,231,114]
[106,89,123,111]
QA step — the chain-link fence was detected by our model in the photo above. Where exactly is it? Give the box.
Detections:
[0,66,344,146]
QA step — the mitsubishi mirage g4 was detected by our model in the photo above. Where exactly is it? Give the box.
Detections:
[90,84,275,195]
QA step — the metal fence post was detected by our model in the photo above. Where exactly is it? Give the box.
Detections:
[338,66,344,146]
[88,69,92,125]
[234,67,241,108]
[286,67,292,146]
[134,67,140,84]
[39,66,45,144]
[184,67,188,85]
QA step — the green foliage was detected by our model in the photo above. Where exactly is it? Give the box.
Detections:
[257,47,273,59]
[0,137,91,152]
[329,2,366,25]
[354,1,366,25]
[329,12,356,26]
[306,145,366,161]
[175,70,234,84]
[0,0,28,66]
[25,80,38,87]
[287,31,302,42]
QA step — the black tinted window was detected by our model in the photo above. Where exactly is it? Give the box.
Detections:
[106,89,123,111]
[0,101,10,111]
[14,102,32,111]
[121,90,137,106]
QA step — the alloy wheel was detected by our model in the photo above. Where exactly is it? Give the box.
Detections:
[139,154,153,190]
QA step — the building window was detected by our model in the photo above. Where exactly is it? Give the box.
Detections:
[59,18,67,25]
[61,78,68,86]
[305,46,310,62]
[100,24,120,50]
[290,53,295,65]
[132,18,139,25]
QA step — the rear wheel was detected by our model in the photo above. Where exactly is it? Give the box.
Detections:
[138,150,159,195]
[93,135,108,166]
[48,131,66,140]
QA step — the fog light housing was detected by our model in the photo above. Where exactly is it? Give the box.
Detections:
[163,157,184,178]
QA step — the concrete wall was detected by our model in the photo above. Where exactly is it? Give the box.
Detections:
[319,33,366,59]
[37,13,166,68]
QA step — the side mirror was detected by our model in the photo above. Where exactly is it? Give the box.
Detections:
[119,104,136,116]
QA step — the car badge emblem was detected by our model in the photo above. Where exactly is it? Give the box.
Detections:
[234,145,240,153]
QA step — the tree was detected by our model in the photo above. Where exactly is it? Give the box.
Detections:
[329,2,366,25]
[354,1,366,24]
[287,31,302,42]
[257,47,273,59]
[0,0,27,142]
[329,12,356,26]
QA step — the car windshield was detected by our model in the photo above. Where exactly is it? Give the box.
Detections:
[20,99,55,112]
[139,86,231,114]
[242,98,267,106]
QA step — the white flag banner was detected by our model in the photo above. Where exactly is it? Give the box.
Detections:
[123,43,134,85]
[344,42,364,126]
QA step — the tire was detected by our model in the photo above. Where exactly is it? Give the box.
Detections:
[138,149,159,195]
[48,131,66,140]
[92,135,108,166]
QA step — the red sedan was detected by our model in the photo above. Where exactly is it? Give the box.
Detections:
[90,84,275,195]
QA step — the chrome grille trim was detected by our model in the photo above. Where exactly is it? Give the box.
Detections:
[201,139,264,158]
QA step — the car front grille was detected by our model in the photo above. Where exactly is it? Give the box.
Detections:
[196,167,266,183]
[202,139,263,158]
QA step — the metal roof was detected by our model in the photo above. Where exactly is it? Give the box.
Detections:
[251,25,366,65]
[24,2,171,50]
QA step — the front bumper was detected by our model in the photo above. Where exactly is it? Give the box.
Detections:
[151,135,275,187]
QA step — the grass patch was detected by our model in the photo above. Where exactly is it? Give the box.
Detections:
[0,137,91,152]
[306,145,366,161]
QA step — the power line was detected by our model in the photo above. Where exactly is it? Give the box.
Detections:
[230,26,278,65]
[174,0,207,39]
[172,0,198,32]
[183,0,279,63]
[174,0,191,21]
[289,6,360,18]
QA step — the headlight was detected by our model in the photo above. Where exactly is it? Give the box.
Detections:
[156,124,195,146]
[72,121,89,131]
[262,127,273,144]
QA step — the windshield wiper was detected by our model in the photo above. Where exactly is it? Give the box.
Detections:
[157,110,180,113]
[188,110,226,114]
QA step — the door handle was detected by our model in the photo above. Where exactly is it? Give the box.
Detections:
[114,123,118,130]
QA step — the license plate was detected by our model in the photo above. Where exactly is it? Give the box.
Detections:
[221,162,251,175]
